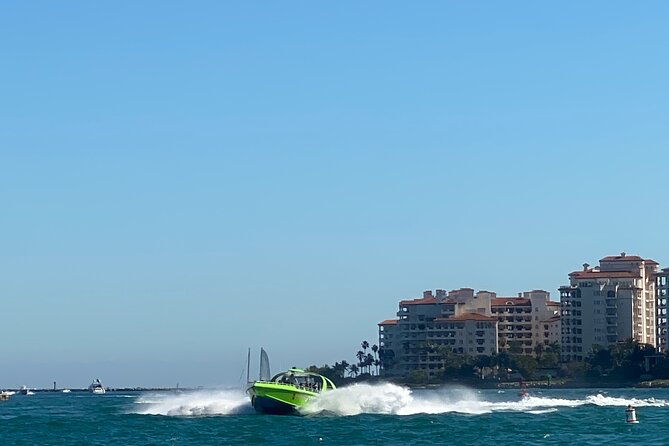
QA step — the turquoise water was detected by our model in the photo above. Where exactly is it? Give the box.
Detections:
[1,384,668,445]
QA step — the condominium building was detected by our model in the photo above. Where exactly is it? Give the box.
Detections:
[656,268,669,351]
[491,290,560,355]
[377,290,497,378]
[559,253,658,362]
[378,287,558,377]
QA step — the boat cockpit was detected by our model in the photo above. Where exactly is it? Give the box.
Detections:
[269,368,336,392]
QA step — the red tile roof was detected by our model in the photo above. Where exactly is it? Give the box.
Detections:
[378,319,398,326]
[599,255,658,265]
[569,271,640,279]
[399,296,439,306]
[491,298,531,306]
[600,255,644,262]
[542,315,560,323]
[435,313,497,322]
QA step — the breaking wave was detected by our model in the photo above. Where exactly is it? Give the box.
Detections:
[132,389,253,416]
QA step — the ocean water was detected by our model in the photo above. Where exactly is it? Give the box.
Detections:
[1,384,668,445]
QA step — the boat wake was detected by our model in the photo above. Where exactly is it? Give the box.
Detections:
[299,383,669,416]
[585,394,669,407]
[129,383,669,417]
[132,389,253,416]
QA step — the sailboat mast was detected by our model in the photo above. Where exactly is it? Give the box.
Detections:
[246,347,251,383]
[259,347,262,380]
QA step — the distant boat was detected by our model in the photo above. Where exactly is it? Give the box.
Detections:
[19,385,34,396]
[62,389,71,393]
[246,348,336,415]
[88,379,106,394]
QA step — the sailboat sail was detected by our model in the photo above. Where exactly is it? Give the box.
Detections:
[259,348,271,381]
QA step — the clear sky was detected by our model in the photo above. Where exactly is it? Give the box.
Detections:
[1,1,668,389]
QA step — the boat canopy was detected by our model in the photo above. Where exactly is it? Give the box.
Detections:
[269,369,336,391]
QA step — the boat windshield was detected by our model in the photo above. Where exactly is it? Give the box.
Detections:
[271,372,324,391]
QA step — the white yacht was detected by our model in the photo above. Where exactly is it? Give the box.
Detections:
[88,379,106,394]
[19,385,34,395]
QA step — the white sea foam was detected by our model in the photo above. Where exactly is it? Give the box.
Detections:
[300,382,669,416]
[132,389,253,416]
[527,408,558,414]
[130,383,669,417]
[300,383,491,416]
[586,394,669,407]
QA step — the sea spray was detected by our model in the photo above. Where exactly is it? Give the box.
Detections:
[300,383,669,417]
[130,385,669,418]
[586,394,669,407]
[300,383,488,416]
[133,389,253,416]
[300,383,413,416]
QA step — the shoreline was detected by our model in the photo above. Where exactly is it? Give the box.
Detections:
[400,379,669,390]
[345,375,669,390]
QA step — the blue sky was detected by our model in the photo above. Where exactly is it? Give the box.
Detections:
[1,1,668,388]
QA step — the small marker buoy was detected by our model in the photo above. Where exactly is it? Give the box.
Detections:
[625,405,638,423]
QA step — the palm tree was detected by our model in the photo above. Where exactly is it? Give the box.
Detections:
[356,350,365,372]
[361,341,369,356]
[348,364,359,377]
[341,360,349,378]
[365,353,374,375]
[372,344,379,375]
[332,361,346,379]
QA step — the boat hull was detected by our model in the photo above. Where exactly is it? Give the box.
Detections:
[248,383,317,415]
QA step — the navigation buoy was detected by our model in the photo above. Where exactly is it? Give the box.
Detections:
[625,405,638,423]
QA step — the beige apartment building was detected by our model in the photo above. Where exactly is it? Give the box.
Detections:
[492,290,560,355]
[559,253,658,362]
[378,288,559,378]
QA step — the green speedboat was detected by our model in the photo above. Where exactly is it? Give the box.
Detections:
[247,368,336,415]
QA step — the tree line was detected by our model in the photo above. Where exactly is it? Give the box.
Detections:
[306,340,382,385]
[309,339,669,386]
